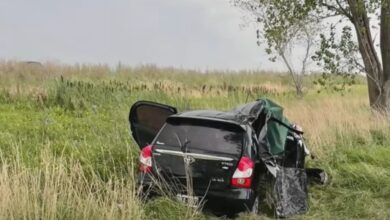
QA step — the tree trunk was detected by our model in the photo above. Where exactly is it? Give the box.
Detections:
[295,82,304,97]
[379,0,390,110]
[348,0,384,108]
[279,50,305,97]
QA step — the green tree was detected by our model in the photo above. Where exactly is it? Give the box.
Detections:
[235,0,390,110]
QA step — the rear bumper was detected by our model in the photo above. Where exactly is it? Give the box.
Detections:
[138,174,256,213]
[201,188,256,214]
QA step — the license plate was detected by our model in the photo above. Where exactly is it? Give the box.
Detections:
[176,194,200,206]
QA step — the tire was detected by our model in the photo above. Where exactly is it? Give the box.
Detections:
[251,196,260,215]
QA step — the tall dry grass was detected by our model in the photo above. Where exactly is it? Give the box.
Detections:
[0,147,143,220]
[281,95,390,157]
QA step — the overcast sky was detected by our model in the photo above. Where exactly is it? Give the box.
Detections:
[0,0,288,71]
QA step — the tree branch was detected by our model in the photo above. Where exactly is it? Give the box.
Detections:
[335,0,353,20]
[319,1,353,21]
[301,29,312,76]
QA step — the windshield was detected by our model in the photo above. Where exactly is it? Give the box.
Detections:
[154,119,243,155]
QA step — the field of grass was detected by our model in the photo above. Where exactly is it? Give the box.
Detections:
[0,60,389,219]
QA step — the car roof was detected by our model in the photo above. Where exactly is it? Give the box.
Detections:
[168,110,249,127]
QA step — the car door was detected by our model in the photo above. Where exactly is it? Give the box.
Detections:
[129,101,177,149]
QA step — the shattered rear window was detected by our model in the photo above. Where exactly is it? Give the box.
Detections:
[154,119,243,155]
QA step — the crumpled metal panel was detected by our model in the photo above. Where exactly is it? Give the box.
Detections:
[271,167,309,218]
[230,100,264,124]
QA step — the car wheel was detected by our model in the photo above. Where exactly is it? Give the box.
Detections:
[251,196,260,215]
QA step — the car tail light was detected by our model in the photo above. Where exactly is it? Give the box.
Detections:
[231,156,254,188]
[139,145,153,173]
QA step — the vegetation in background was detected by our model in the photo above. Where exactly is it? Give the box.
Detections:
[0,61,389,219]
[235,0,390,110]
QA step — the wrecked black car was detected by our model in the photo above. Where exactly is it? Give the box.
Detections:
[129,98,326,218]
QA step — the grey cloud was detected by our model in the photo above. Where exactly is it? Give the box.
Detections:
[0,0,285,71]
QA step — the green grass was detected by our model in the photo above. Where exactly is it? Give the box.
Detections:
[0,62,389,219]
